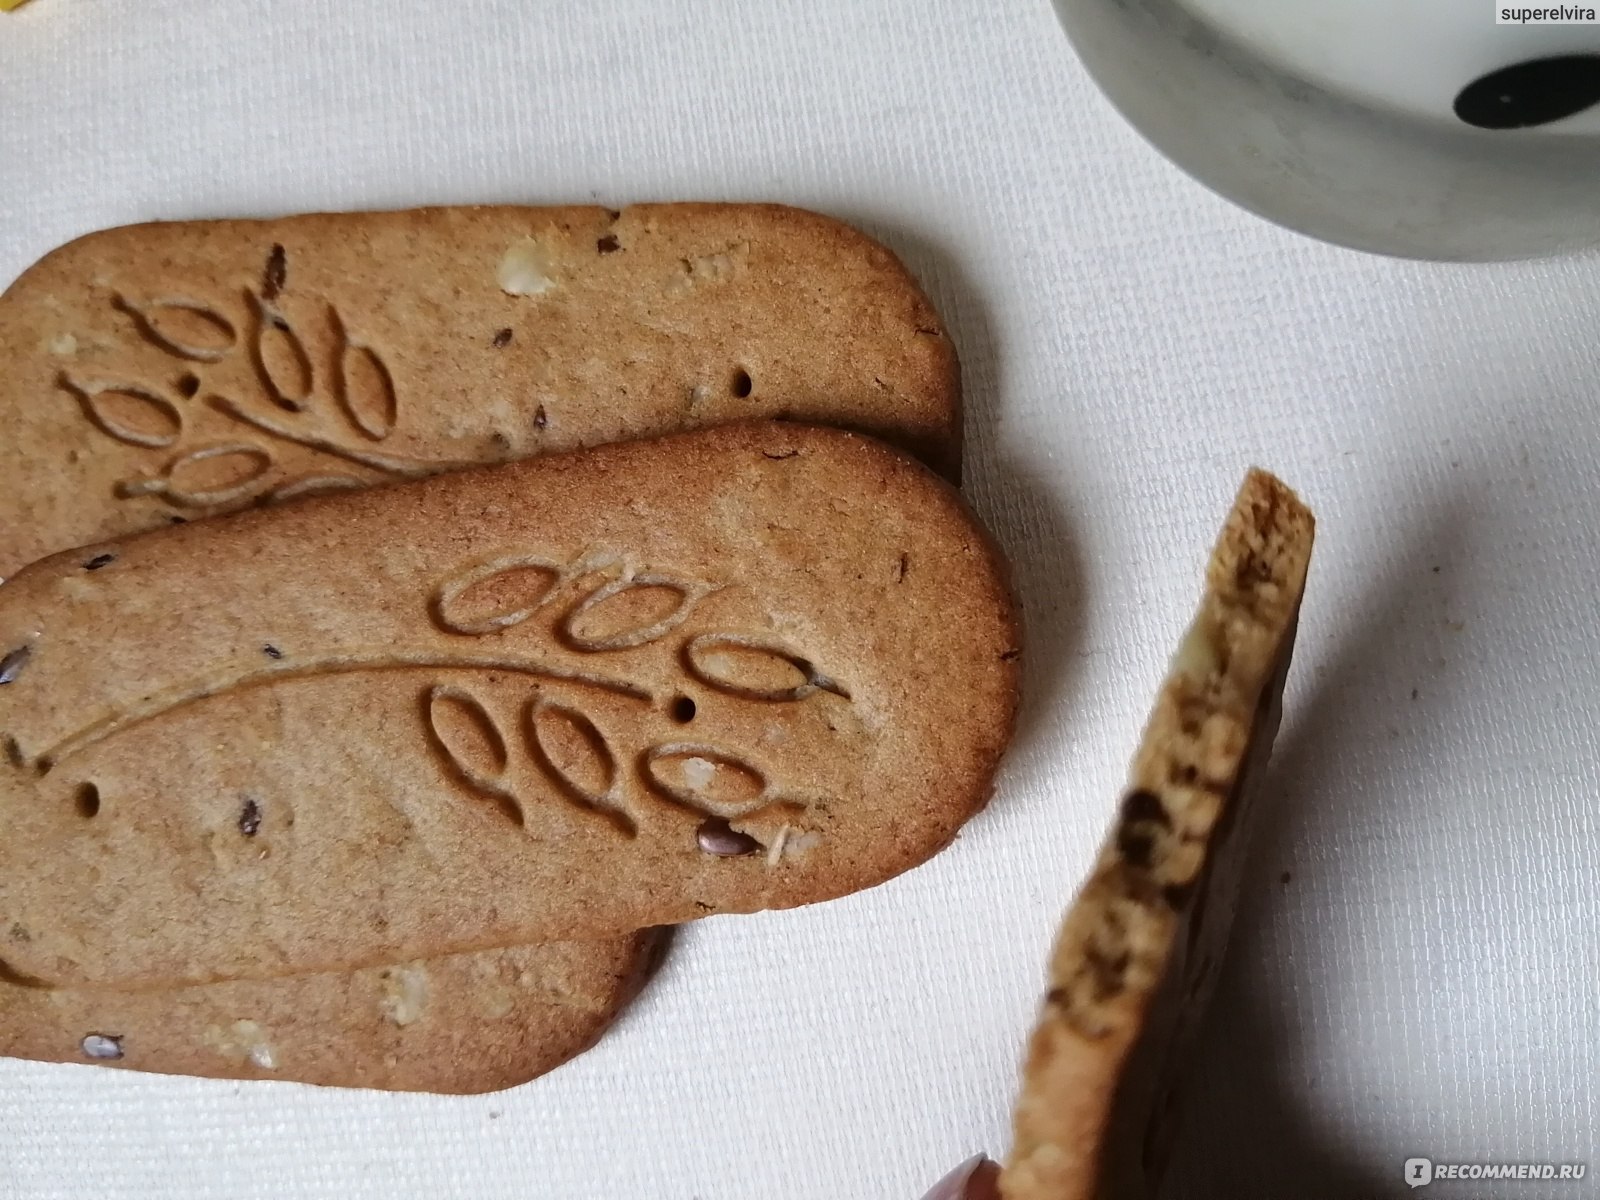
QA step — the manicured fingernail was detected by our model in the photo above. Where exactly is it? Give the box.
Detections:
[919,1155,1000,1200]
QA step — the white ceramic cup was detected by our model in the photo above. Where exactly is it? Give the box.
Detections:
[1052,0,1600,260]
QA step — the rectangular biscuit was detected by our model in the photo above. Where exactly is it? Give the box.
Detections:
[1003,470,1314,1200]
[0,421,1019,990]
[0,202,959,578]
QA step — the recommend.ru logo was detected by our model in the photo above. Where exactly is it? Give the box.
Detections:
[1405,1156,1588,1185]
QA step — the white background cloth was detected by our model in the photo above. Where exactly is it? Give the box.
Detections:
[2,2,1597,1197]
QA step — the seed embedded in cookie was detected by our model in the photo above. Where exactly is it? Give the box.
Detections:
[0,646,30,686]
[696,818,762,857]
[261,243,288,301]
[80,1033,123,1060]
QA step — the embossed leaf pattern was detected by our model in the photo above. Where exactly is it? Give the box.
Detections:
[246,290,315,412]
[684,633,849,702]
[18,532,845,848]
[526,699,633,834]
[74,253,433,517]
[116,442,275,508]
[423,684,523,825]
[412,553,851,838]
[433,555,565,636]
[111,294,237,362]
[561,574,717,652]
[330,307,398,441]
[59,375,184,449]
[414,552,848,835]
[266,473,368,502]
[643,744,772,820]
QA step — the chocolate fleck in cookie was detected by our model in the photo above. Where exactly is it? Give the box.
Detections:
[0,422,1019,989]
[1003,469,1313,1200]
[0,929,667,1093]
[0,202,960,578]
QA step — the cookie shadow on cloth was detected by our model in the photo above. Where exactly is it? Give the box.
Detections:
[846,212,1088,757]
[1161,498,1476,1199]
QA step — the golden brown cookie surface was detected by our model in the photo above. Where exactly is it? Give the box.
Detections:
[0,929,666,1093]
[0,202,959,578]
[0,207,965,1090]
[0,422,1018,989]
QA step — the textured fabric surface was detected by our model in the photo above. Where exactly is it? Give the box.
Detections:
[1,1,1596,1197]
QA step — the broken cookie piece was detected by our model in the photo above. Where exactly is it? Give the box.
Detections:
[1003,469,1314,1200]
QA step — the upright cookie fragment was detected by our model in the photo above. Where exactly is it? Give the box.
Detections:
[1003,469,1313,1200]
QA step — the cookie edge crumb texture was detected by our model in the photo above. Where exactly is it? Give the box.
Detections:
[1001,468,1314,1200]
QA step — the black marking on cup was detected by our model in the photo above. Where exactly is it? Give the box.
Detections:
[1455,55,1600,129]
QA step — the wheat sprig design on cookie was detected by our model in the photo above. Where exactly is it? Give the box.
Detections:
[18,547,847,853]
[56,245,489,512]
